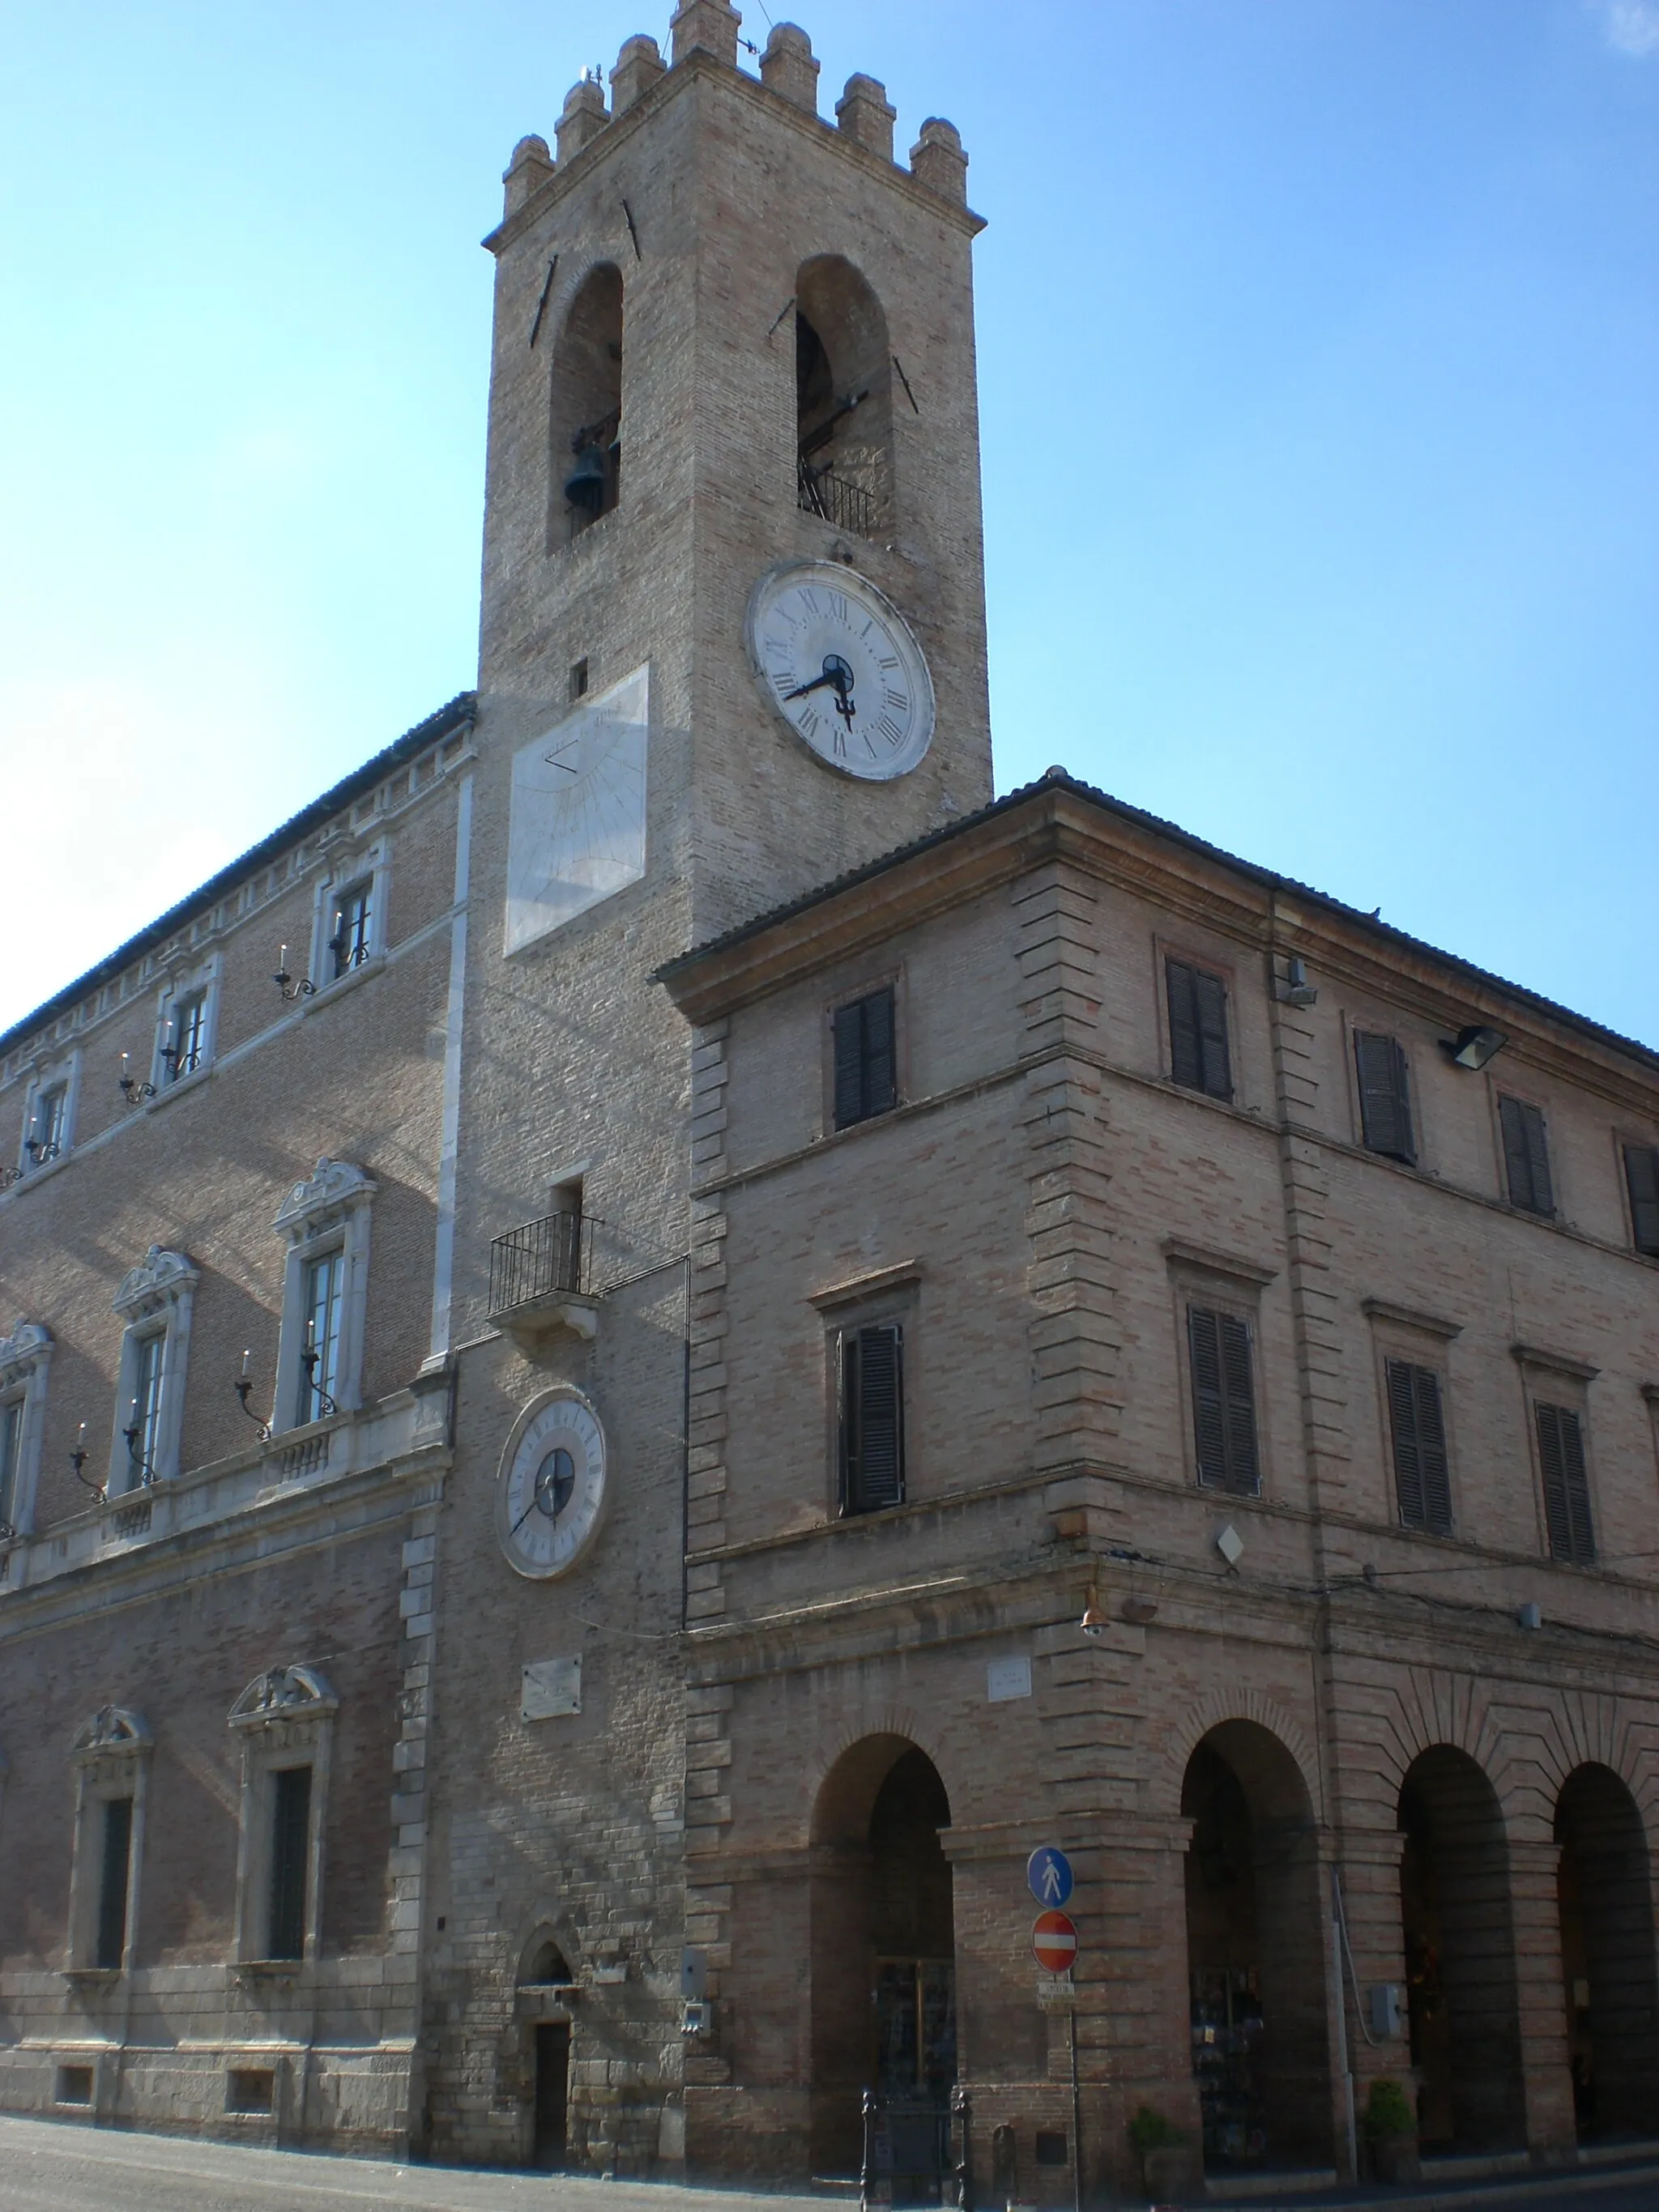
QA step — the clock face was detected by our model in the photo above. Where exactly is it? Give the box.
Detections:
[495,1388,608,1580]
[747,561,935,781]
[505,664,649,955]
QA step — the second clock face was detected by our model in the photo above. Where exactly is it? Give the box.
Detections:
[747,561,936,781]
[495,1389,608,1581]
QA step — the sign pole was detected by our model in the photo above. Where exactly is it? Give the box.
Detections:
[1068,2003,1083,2212]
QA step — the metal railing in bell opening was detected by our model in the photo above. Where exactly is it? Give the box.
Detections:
[798,457,876,538]
[488,1210,595,1318]
[860,2086,973,2212]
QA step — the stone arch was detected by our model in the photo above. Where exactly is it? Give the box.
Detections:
[1158,1686,1323,1823]
[1397,1744,1526,2152]
[1533,1694,1659,1840]
[799,1703,949,1847]
[1375,1669,1518,1814]
[1179,1717,1332,2173]
[548,261,624,539]
[795,254,892,535]
[516,1920,577,1986]
[808,1733,956,2177]
[1554,1761,1659,2142]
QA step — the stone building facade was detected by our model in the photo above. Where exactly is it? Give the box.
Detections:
[1,2,1656,2197]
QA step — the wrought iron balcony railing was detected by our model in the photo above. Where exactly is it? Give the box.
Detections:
[798,457,876,538]
[488,1210,596,1319]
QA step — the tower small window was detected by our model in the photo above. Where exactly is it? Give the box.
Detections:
[95,1796,134,1971]
[164,992,208,1081]
[1354,1032,1415,1163]
[839,1323,905,1515]
[1166,958,1231,1100]
[267,1765,313,1963]
[832,987,897,1130]
[329,882,373,978]
[1499,1097,1553,1216]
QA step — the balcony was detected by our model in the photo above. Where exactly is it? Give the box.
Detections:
[798,456,876,538]
[488,1210,600,1348]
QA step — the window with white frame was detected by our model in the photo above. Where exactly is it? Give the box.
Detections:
[228,1667,337,1966]
[311,843,387,990]
[66,1707,151,1975]
[109,1247,198,1493]
[0,1320,52,1537]
[153,961,220,1089]
[18,1051,79,1175]
[273,1160,374,1432]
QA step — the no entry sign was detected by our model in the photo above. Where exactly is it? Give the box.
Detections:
[1030,1909,1078,1974]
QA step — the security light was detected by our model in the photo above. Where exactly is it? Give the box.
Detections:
[1445,1024,1508,1072]
[1079,1588,1109,1639]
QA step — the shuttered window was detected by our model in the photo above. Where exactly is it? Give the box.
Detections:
[95,1796,134,1971]
[1385,1360,1453,1536]
[839,1323,904,1515]
[1354,1032,1415,1162]
[267,1765,313,1963]
[1166,959,1232,1100]
[1499,1097,1553,1215]
[1535,1401,1594,1566]
[1187,1305,1260,1496]
[1623,1144,1659,1258]
[832,988,897,1130]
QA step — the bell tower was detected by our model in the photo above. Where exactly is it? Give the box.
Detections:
[476,0,992,940]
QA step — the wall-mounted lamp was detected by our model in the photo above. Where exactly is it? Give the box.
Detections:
[122,1398,158,1489]
[70,1420,105,1502]
[117,1052,156,1107]
[1079,1586,1109,1639]
[1444,1024,1508,1072]
[156,1019,180,1078]
[301,1325,339,1420]
[1275,956,1319,1009]
[273,944,318,1003]
[234,1349,272,1443]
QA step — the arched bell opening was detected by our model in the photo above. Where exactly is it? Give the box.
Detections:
[795,255,892,539]
[548,264,623,542]
[1554,1762,1659,2142]
[1397,1747,1526,2153]
[1180,1721,1331,2176]
[808,1735,955,2189]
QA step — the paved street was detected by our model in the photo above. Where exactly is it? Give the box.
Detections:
[0,2120,1657,2212]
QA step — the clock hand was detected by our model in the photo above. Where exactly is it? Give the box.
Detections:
[782,670,842,702]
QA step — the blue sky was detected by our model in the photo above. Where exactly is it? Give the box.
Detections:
[2,1,1655,1042]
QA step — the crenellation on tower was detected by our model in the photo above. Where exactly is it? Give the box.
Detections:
[501,134,552,219]
[910,116,969,204]
[611,32,666,113]
[834,71,897,160]
[554,73,608,163]
[668,0,741,68]
[758,22,819,113]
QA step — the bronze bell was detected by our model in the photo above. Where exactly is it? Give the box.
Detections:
[565,443,607,514]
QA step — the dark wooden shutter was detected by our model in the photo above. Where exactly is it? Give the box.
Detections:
[1167,961,1201,1090]
[268,1765,313,1962]
[95,1796,133,1970]
[1535,1402,1594,1566]
[1623,1144,1659,1256]
[1194,968,1232,1099]
[1354,1032,1414,1161]
[1499,1097,1552,1214]
[841,1323,904,1514]
[1188,1306,1259,1494]
[1387,1360,1452,1535]
[832,989,896,1129]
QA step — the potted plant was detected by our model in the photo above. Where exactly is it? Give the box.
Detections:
[1362,2078,1420,2184]
[1128,2104,1198,2203]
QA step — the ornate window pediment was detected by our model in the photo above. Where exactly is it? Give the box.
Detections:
[228,1664,339,1733]
[112,1247,199,1324]
[274,1159,375,1247]
[0,1320,52,1388]
[72,1706,151,1762]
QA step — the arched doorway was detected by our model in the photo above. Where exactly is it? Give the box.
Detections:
[1555,1763,1659,2142]
[1181,1721,1331,2176]
[517,1934,574,2168]
[1397,1748,1525,2152]
[809,1736,955,2183]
